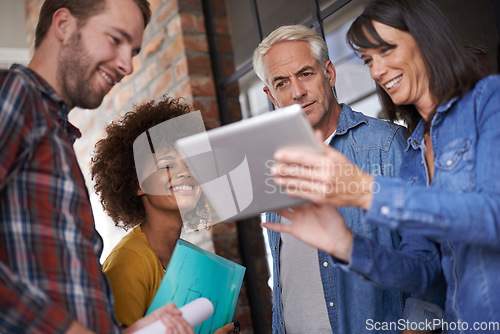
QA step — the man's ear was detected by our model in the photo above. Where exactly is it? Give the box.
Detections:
[263,86,280,108]
[52,8,78,43]
[325,60,337,88]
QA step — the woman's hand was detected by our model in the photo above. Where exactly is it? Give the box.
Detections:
[271,131,375,210]
[263,203,354,263]
[124,302,194,334]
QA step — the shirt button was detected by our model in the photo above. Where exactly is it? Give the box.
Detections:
[323,261,329,267]
[274,246,277,250]
[280,321,284,326]
[446,159,453,166]
[329,302,334,307]
[381,206,390,215]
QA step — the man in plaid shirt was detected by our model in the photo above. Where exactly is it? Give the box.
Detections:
[0,1,193,333]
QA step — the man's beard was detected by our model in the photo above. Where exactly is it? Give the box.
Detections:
[57,32,108,110]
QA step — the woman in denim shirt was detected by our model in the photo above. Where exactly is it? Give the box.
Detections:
[263,0,500,332]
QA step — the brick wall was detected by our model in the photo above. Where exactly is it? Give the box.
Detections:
[24,0,272,332]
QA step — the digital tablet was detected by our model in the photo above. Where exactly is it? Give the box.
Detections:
[175,104,321,223]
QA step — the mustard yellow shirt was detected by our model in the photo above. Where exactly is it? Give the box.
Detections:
[102,225,164,327]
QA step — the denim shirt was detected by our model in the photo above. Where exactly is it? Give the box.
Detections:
[265,104,435,333]
[366,75,500,332]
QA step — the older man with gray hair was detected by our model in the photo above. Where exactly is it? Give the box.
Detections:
[255,25,442,334]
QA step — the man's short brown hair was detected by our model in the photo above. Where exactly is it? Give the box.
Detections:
[34,0,151,49]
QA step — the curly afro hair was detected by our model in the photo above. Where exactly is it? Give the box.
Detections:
[90,96,212,230]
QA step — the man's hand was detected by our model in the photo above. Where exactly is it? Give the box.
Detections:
[213,321,237,334]
[65,321,95,334]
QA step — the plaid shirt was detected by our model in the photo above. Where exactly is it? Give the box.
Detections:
[0,65,121,333]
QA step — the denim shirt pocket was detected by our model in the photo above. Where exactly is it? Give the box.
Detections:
[435,137,476,191]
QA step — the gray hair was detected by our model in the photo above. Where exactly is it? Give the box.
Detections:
[252,25,330,85]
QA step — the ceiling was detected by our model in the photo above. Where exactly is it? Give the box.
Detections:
[1,0,498,72]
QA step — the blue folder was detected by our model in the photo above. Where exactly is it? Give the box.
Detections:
[146,239,245,333]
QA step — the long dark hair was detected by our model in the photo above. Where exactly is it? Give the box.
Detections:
[346,0,482,132]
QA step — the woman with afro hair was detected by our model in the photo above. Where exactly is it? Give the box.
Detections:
[91,96,235,333]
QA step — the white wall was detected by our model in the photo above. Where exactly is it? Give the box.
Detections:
[0,0,30,68]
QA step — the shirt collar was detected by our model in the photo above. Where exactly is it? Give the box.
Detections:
[11,64,71,119]
[436,96,459,114]
[11,64,81,141]
[406,96,459,151]
[406,118,426,151]
[335,103,369,136]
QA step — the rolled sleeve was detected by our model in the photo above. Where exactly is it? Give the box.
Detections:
[330,229,441,296]
[366,176,406,230]
[333,234,375,276]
